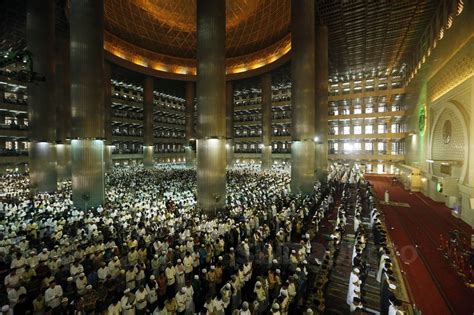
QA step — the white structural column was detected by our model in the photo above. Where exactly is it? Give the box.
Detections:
[261,74,273,169]
[27,0,57,192]
[196,0,226,216]
[143,76,154,168]
[315,26,329,181]
[226,81,234,168]
[290,0,316,194]
[70,0,105,209]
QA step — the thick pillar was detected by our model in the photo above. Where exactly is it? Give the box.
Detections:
[315,26,329,182]
[261,74,272,169]
[196,0,226,216]
[226,81,234,167]
[143,76,154,168]
[104,61,114,172]
[185,82,196,167]
[27,0,57,192]
[70,0,105,209]
[291,0,315,194]
[55,27,71,181]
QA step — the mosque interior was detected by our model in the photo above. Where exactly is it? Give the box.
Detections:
[0,0,473,314]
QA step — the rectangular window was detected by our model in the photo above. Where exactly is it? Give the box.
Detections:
[365,125,373,134]
[391,124,398,133]
[378,124,386,134]
[377,142,385,151]
[354,107,362,114]
[354,126,362,135]
[378,106,386,113]
[343,142,353,152]
[354,142,361,151]
[365,107,373,114]
[365,142,373,151]
[343,126,350,135]
[333,142,339,150]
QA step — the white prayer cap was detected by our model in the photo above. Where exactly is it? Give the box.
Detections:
[354,268,360,273]
[242,302,249,309]
[150,275,155,280]
[1,305,9,312]
[86,285,92,290]
[272,259,278,264]
[389,283,397,290]
[194,275,199,280]
[272,303,280,310]
[114,256,119,260]
[177,259,182,263]
[276,269,281,274]
[218,256,223,261]
[291,250,296,254]
[124,288,131,294]
[225,283,231,289]
[67,277,73,282]
[255,281,261,286]
[210,265,215,270]
[80,273,85,277]
[42,248,48,252]
[154,255,158,258]
[280,290,288,297]
[305,308,314,314]
[354,286,361,293]
[202,269,207,273]
[180,287,186,293]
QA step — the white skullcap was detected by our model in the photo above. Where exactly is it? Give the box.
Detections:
[272,303,280,310]
[150,275,155,280]
[124,288,131,294]
[1,305,9,312]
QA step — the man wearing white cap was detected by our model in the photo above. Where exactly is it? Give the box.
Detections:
[75,273,88,296]
[135,285,148,314]
[45,280,63,311]
[109,256,122,278]
[175,287,188,315]
[0,305,12,315]
[271,303,281,315]
[121,288,136,315]
[240,301,251,315]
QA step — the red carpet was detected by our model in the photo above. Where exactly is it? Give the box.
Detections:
[365,175,474,315]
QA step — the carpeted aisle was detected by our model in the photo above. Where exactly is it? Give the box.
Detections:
[365,175,474,315]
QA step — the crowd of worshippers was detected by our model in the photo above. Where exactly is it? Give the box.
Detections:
[0,164,350,315]
[343,183,404,314]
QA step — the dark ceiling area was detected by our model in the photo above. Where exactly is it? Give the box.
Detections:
[1,0,441,79]
[316,0,440,77]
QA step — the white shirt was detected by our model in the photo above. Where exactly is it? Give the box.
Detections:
[45,285,63,309]
[135,289,148,310]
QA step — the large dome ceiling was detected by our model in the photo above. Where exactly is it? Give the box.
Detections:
[103,0,292,77]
